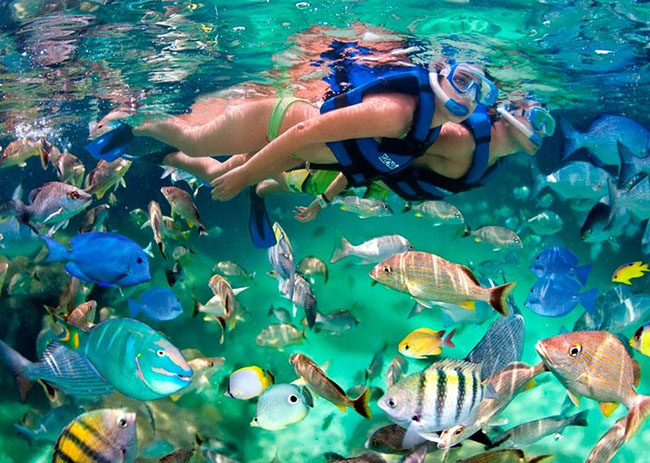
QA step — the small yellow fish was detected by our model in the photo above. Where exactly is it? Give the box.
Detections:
[612,261,650,285]
[398,328,456,359]
[630,324,650,357]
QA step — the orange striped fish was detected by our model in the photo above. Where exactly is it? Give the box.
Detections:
[536,331,650,443]
[53,409,137,463]
[369,251,514,316]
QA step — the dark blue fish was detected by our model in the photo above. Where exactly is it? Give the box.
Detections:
[128,287,183,321]
[525,274,597,317]
[0,340,114,402]
[465,311,525,380]
[529,246,592,285]
[41,231,151,287]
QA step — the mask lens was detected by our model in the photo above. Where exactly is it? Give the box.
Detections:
[528,107,556,136]
[448,65,498,106]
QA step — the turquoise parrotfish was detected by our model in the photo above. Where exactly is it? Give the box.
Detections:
[54,318,192,400]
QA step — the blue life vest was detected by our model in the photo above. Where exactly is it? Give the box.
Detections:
[320,66,441,187]
[382,105,502,201]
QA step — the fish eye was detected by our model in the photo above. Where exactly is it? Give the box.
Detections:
[383,265,393,275]
[454,427,463,436]
[387,398,396,408]
[69,191,80,200]
[137,257,143,264]
[404,344,410,350]
[118,417,128,428]
[568,344,582,357]
[156,350,165,357]
[287,394,299,404]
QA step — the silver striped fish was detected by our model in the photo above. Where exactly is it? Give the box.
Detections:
[537,330,650,442]
[378,359,496,449]
[370,251,514,316]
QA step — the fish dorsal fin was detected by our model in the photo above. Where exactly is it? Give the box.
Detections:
[28,186,43,203]
[458,265,481,286]
[633,358,641,388]
[427,358,479,375]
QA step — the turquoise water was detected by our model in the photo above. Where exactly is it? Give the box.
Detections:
[1,0,650,462]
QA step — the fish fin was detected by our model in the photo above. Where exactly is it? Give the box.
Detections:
[0,340,33,403]
[522,379,537,391]
[127,299,142,318]
[458,265,481,285]
[169,393,180,402]
[442,329,456,348]
[352,387,372,419]
[574,264,592,286]
[330,236,352,264]
[42,207,64,224]
[198,223,208,236]
[625,395,650,441]
[12,423,37,445]
[568,390,581,407]
[63,262,91,283]
[633,359,641,388]
[467,429,492,447]
[414,212,423,218]
[459,300,475,311]
[292,376,306,387]
[323,453,345,461]
[40,236,70,263]
[579,287,598,314]
[192,298,201,318]
[187,220,194,228]
[232,287,248,296]
[484,382,498,400]
[559,118,583,160]
[528,456,554,463]
[143,242,155,258]
[402,421,428,449]
[488,282,515,316]
[301,386,314,408]
[336,404,347,413]
[571,410,589,427]
[216,316,226,345]
[413,298,434,309]
[408,301,427,318]
[417,432,440,443]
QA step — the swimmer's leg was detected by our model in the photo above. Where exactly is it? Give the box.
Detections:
[133,99,278,157]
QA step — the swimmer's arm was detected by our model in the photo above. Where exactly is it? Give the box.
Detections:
[294,173,348,223]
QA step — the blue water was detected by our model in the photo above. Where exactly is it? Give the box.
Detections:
[1,1,650,462]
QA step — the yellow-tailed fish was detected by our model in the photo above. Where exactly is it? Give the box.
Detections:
[226,366,274,400]
[289,353,371,419]
[398,328,456,359]
[537,331,650,442]
[612,261,650,285]
[370,251,514,316]
[161,186,207,234]
[53,408,137,463]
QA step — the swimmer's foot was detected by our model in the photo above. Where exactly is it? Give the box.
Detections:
[211,166,250,201]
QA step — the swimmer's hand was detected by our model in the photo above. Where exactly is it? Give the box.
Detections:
[294,201,322,222]
[211,166,248,201]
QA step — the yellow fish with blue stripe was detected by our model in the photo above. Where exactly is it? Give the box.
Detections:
[612,261,650,285]
[53,408,137,463]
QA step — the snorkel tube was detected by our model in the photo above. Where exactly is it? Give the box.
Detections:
[497,105,543,147]
[429,71,470,117]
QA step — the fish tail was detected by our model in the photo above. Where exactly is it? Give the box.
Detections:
[442,328,456,348]
[488,282,516,316]
[624,395,650,441]
[157,240,167,260]
[559,118,583,160]
[40,236,70,263]
[352,387,372,419]
[574,264,592,286]
[127,299,142,318]
[579,287,598,314]
[619,152,639,187]
[192,298,201,317]
[528,456,554,463]
[0,339,33,403]
[571,410,589,427]
[198,222,208,236]
[529,160,547,198]
[330,236,352,264]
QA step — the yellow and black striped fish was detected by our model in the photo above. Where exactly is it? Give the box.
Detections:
[53,409,137,463]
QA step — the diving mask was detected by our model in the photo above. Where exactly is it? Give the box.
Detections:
[429,63,499,117]
[497,103,556,147]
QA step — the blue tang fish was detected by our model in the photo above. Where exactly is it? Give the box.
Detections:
[128,287,183,321]
[0,340,114,402]
[525,273,598,317]
[529,247,592,285]
[41,232,151,287]
[54,318,192,400]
